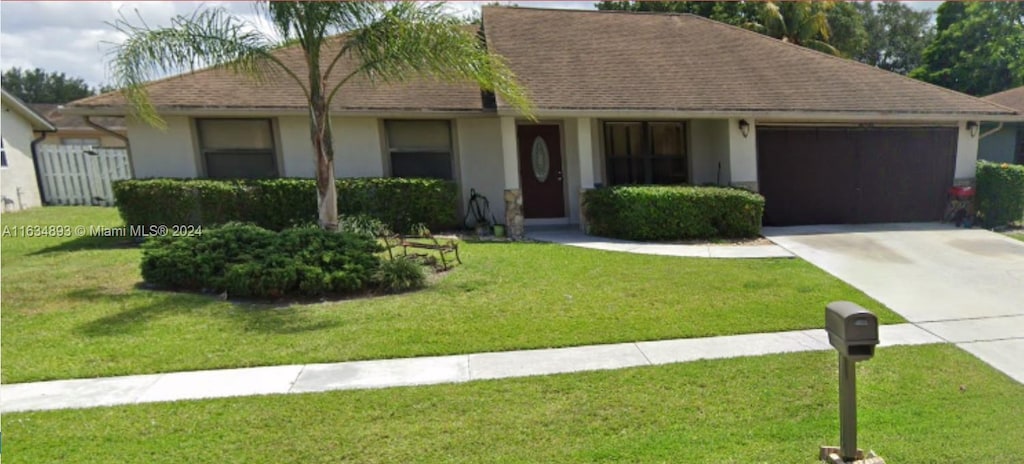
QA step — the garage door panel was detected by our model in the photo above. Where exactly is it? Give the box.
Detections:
[757,127,957,226]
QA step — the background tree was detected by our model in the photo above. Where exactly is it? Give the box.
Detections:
[596,1,864,57]
[1,67,96,103]
[910,2,1024,96]
[595,1,759,26]
[853,1,935,75]
[111,1,531,230]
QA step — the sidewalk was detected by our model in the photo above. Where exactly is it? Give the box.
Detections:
[526,227,793,258]
[1,323,941,414]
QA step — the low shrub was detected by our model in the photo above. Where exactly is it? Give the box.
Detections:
[374,258,427,294]
[113,178,458,233]
[975,161,1024,228]
[583,186,765,241]
[141,223,384,299]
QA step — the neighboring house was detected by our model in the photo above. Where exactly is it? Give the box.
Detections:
[29,104,127,148]
[65,7,1020,228]
[1,89,55,212]
[980,86,1024,165]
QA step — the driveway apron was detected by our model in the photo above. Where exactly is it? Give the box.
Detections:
[764,223,1024,383]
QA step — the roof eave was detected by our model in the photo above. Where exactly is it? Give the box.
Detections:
[497,107,1022,123]
[62,105,495,119]
[1,89,57,131]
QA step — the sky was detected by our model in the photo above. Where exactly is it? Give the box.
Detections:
[0,1,943,89]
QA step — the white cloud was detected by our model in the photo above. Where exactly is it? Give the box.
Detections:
[0,1,272,87]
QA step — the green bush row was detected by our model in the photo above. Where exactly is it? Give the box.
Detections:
[113,178,459,233]
[976,161,1024,228]
[583,186,765,240]
[140,223,425,298]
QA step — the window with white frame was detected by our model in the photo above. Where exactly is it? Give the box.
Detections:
[385,120,454,180]
[1,138,8,168]
[196,119,278,179]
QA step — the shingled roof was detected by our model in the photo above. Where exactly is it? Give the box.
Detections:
[70,6,1015,119]
[69,34,485,113]
[481,6,1014,117]
[984,86,1024,114]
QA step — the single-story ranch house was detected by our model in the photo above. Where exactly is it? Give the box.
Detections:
[980,86,1024,165]
[66,6,1020,231]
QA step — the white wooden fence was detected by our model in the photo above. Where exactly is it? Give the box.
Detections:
[36,145,132,206]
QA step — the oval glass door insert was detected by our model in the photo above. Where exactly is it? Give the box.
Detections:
[531,136,550,183]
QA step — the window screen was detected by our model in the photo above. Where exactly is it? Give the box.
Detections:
[385,120,453,180]
[197,119,277,179]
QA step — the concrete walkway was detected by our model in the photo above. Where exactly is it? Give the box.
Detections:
[527,227,792,258]
[764,223,1024,384]
[1,324,940,413]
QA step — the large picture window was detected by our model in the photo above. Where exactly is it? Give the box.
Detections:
[197,119,277,179]
[385,120,453,180]
[604,121,687,185]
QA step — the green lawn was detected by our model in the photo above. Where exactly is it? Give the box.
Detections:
[3,345,1021,463]
[1007,232,1024,242]
[1,207,901,383]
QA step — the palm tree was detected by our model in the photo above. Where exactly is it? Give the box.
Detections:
[109,1,531,230]
[746,1,840,56]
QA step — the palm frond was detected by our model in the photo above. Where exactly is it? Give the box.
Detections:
[760,2,787,38]
[335,1,533,117]
[803,39,841,56]
[107,7,283,128]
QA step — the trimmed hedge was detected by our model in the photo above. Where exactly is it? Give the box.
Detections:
[583,186,765,241]
[113,178,459,233]
[141,223,384,298]
[976,161,1024,228]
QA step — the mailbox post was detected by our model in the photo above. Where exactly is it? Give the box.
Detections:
[825,301,879,463]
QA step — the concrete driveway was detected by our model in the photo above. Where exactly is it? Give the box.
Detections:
[764,223,1024,383]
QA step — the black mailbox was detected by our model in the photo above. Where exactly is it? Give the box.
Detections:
[825,301,879,362]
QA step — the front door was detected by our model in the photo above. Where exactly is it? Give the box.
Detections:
[517,124,565,218]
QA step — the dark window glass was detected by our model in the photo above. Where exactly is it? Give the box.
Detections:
[604,121,687,185]
[386,120,453,180]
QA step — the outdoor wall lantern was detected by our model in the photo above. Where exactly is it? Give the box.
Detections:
[738,119,751,138]
[967,121,979,137]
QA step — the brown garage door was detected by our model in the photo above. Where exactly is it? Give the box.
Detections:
[757,127,957,226]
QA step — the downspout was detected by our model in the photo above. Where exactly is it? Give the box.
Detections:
[30,129,56,205]
[85,115,135,177]
[979,122,1003,140]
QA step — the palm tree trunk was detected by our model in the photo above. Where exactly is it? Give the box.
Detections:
[307,44,339,231]
[311,97,339,231]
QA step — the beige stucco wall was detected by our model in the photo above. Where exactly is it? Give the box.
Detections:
[955,120,980,182]
[276,115,314,177]
[726,118,758,189]
[1,101,44,211]
[561,118,581,223]
[127,116,197,178]
[333,117,384,178]
[689,119,733,186]
[241,116,385,179]
[456,118,505,223]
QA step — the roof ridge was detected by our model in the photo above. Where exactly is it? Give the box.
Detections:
[984,86,1024,99]
[678,13,1016,115]
[481,4,695,18]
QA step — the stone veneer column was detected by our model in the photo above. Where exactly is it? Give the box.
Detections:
[504,188,524,239]
[731,181,759,192]
[579,188,594,234]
